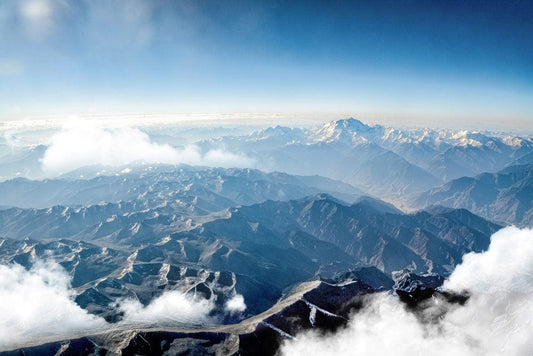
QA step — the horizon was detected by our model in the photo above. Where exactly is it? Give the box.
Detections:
[1,112,532,136]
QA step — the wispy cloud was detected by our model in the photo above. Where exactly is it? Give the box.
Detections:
[281,226,533,356]
[40,119,255,176]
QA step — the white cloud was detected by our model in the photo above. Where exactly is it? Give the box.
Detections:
[0,261,106,350]
[225,294,247,314]
[444,226,533,294]
[0,259,248,350]
[281,226,533,356]
[282,294,476,356]
[40,119,255,176]
[118,291,214,326]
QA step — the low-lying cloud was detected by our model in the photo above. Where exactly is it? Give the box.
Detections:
[0,261,106,350]
[0,259,246,351]
[225,294,247,314]
[281,226,533,356]
[40,121,255,176]
[119,290,214,326]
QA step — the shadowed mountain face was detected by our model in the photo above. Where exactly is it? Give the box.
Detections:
[0,166,364,209]
[0,268,467,356]
[415,164,533,227]
[188,194,500,276]
[0,192,499,330]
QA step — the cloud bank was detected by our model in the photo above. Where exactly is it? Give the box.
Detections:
[281,226,533,356]
[0,259,246,350]
[40,121,255,176]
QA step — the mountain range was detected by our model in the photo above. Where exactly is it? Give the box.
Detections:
[415,164,533,226]
[0,119,531,354]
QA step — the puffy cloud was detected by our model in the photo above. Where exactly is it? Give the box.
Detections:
[444,226,533,294]
[282,294,476,356]
[0,261,106,350]
[0,259,248,350]
[225,294,247,314]
[442,226,533,355]
[40,120,255,176]
[281,226,533,356]
[118,291,214,327]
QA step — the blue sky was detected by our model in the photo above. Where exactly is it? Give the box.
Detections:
[0,0,532,127]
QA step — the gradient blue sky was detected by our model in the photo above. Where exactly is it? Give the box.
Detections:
[0,0,532,127]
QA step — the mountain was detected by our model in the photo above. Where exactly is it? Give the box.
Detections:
[0,119,531,355]
[202,118,533,203]
[0,144,46,181]
[0,166,365,209]
[3,119,531,206]
[415,164,533,227]
[0,268,467,356]
[0,193,499,329]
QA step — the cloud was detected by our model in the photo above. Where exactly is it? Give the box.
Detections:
[282,294,475,355]
[40,120,255,176]
[444,226,533,293]
[0,261,106,350]
[225,294,247,314]
[118,291,214,327]
[281,226,533,356]
[0,259,248,350]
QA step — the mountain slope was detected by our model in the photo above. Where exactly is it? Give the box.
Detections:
[0,166,365,209]
[415,164,533,226]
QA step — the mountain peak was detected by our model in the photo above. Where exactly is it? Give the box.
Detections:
[333,118,369,131]
[304,193,348,206]
[313,118,373,144]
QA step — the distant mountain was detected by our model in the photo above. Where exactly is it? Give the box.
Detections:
[415,164,533,227]
[2,119,532,205]
[202,118,533,202]
[0,144,46,181]
[0,166,365,209]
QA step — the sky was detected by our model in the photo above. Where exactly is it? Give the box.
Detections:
[0,0,532,128]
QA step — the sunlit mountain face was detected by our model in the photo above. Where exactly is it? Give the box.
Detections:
[1,0,533,355]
